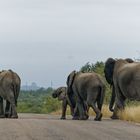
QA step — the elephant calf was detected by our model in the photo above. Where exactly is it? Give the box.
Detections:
[52,87,74,119]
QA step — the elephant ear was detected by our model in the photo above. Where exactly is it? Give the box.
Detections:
[66,70,76,88]
[104,58,116,85]
[66,71,76,108]
[125,58,134,63]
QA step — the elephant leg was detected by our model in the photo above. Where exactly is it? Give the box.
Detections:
[5,100,11,118]
[70,106,74,116]
[77,99,88,120]
[90,102,102,121]
[8,92,18,119]
[111,85,126,120]
[0,97,4,118]
[83,102,89,119]
[61,100,67,120]
[97,99,102,111]
[111,105,119,119]
[10,103,18,119]
[72,103,79,120]
[111,97,125,120]
[72,102,88,120]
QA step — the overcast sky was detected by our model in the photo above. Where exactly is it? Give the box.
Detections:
[0,0,140,88]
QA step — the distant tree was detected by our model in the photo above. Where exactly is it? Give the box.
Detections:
[80,62,91,72]
[80,61,105,76]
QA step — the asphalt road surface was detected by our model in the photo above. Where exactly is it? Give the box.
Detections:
[0,114,139,140]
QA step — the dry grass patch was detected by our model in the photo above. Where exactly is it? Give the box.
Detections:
[118,106,140,123]
[89,105,140,123]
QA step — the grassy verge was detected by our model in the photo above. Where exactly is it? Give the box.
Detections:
[118,106,140,123]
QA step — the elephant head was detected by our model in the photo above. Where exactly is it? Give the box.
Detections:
[52,87,66,101]
[104,58,134,85]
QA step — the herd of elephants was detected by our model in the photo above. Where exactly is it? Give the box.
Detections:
[0,57,139,121]
[52,57,140,121]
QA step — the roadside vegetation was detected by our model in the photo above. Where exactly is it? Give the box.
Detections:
[17,61,140,123]
[17,87,61,114]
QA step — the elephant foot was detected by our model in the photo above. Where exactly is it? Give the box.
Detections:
[94,113,102,121]
[79,115,88,120]
[110,115,119,120]
[11,115,18,119]
[5,114,9,118]
[5,113,11,118]
[0,115,5,118]
[60,116,66,120]
[72,116,79,120]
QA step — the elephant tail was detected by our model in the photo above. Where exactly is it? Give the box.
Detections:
[11,79,17,106]
[10,71,20,107]
[97,85,105,111]
[13,80,20,107]
[13,84,20,106]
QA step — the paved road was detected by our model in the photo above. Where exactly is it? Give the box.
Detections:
[0,114,139,140]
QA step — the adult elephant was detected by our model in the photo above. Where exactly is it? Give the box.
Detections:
[0,70,21,118]
[52,87,75,119]
[67,71,105,121]
[104,58,140,119]
[105,58,134,113]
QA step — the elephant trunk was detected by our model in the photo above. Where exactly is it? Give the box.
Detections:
[109,85,116,112]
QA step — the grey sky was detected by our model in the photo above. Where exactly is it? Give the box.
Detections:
[0,0,140,87]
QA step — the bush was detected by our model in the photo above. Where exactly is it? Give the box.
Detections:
[17,88,58,113]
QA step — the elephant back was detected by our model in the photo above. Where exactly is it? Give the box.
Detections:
[0,70,20,98]
[76,72,104,84]
[0,70,12,83]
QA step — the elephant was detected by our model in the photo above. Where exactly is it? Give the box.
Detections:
[105,58,134,113]
[104,58,140,119]
[52,87,75,119]
[66,71,105,121]
[0,69,21,118]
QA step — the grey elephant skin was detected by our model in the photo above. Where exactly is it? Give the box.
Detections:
[52,87,74,119]
[104,58,140,119]
[67,71,105,121]
[0,70,21,118]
